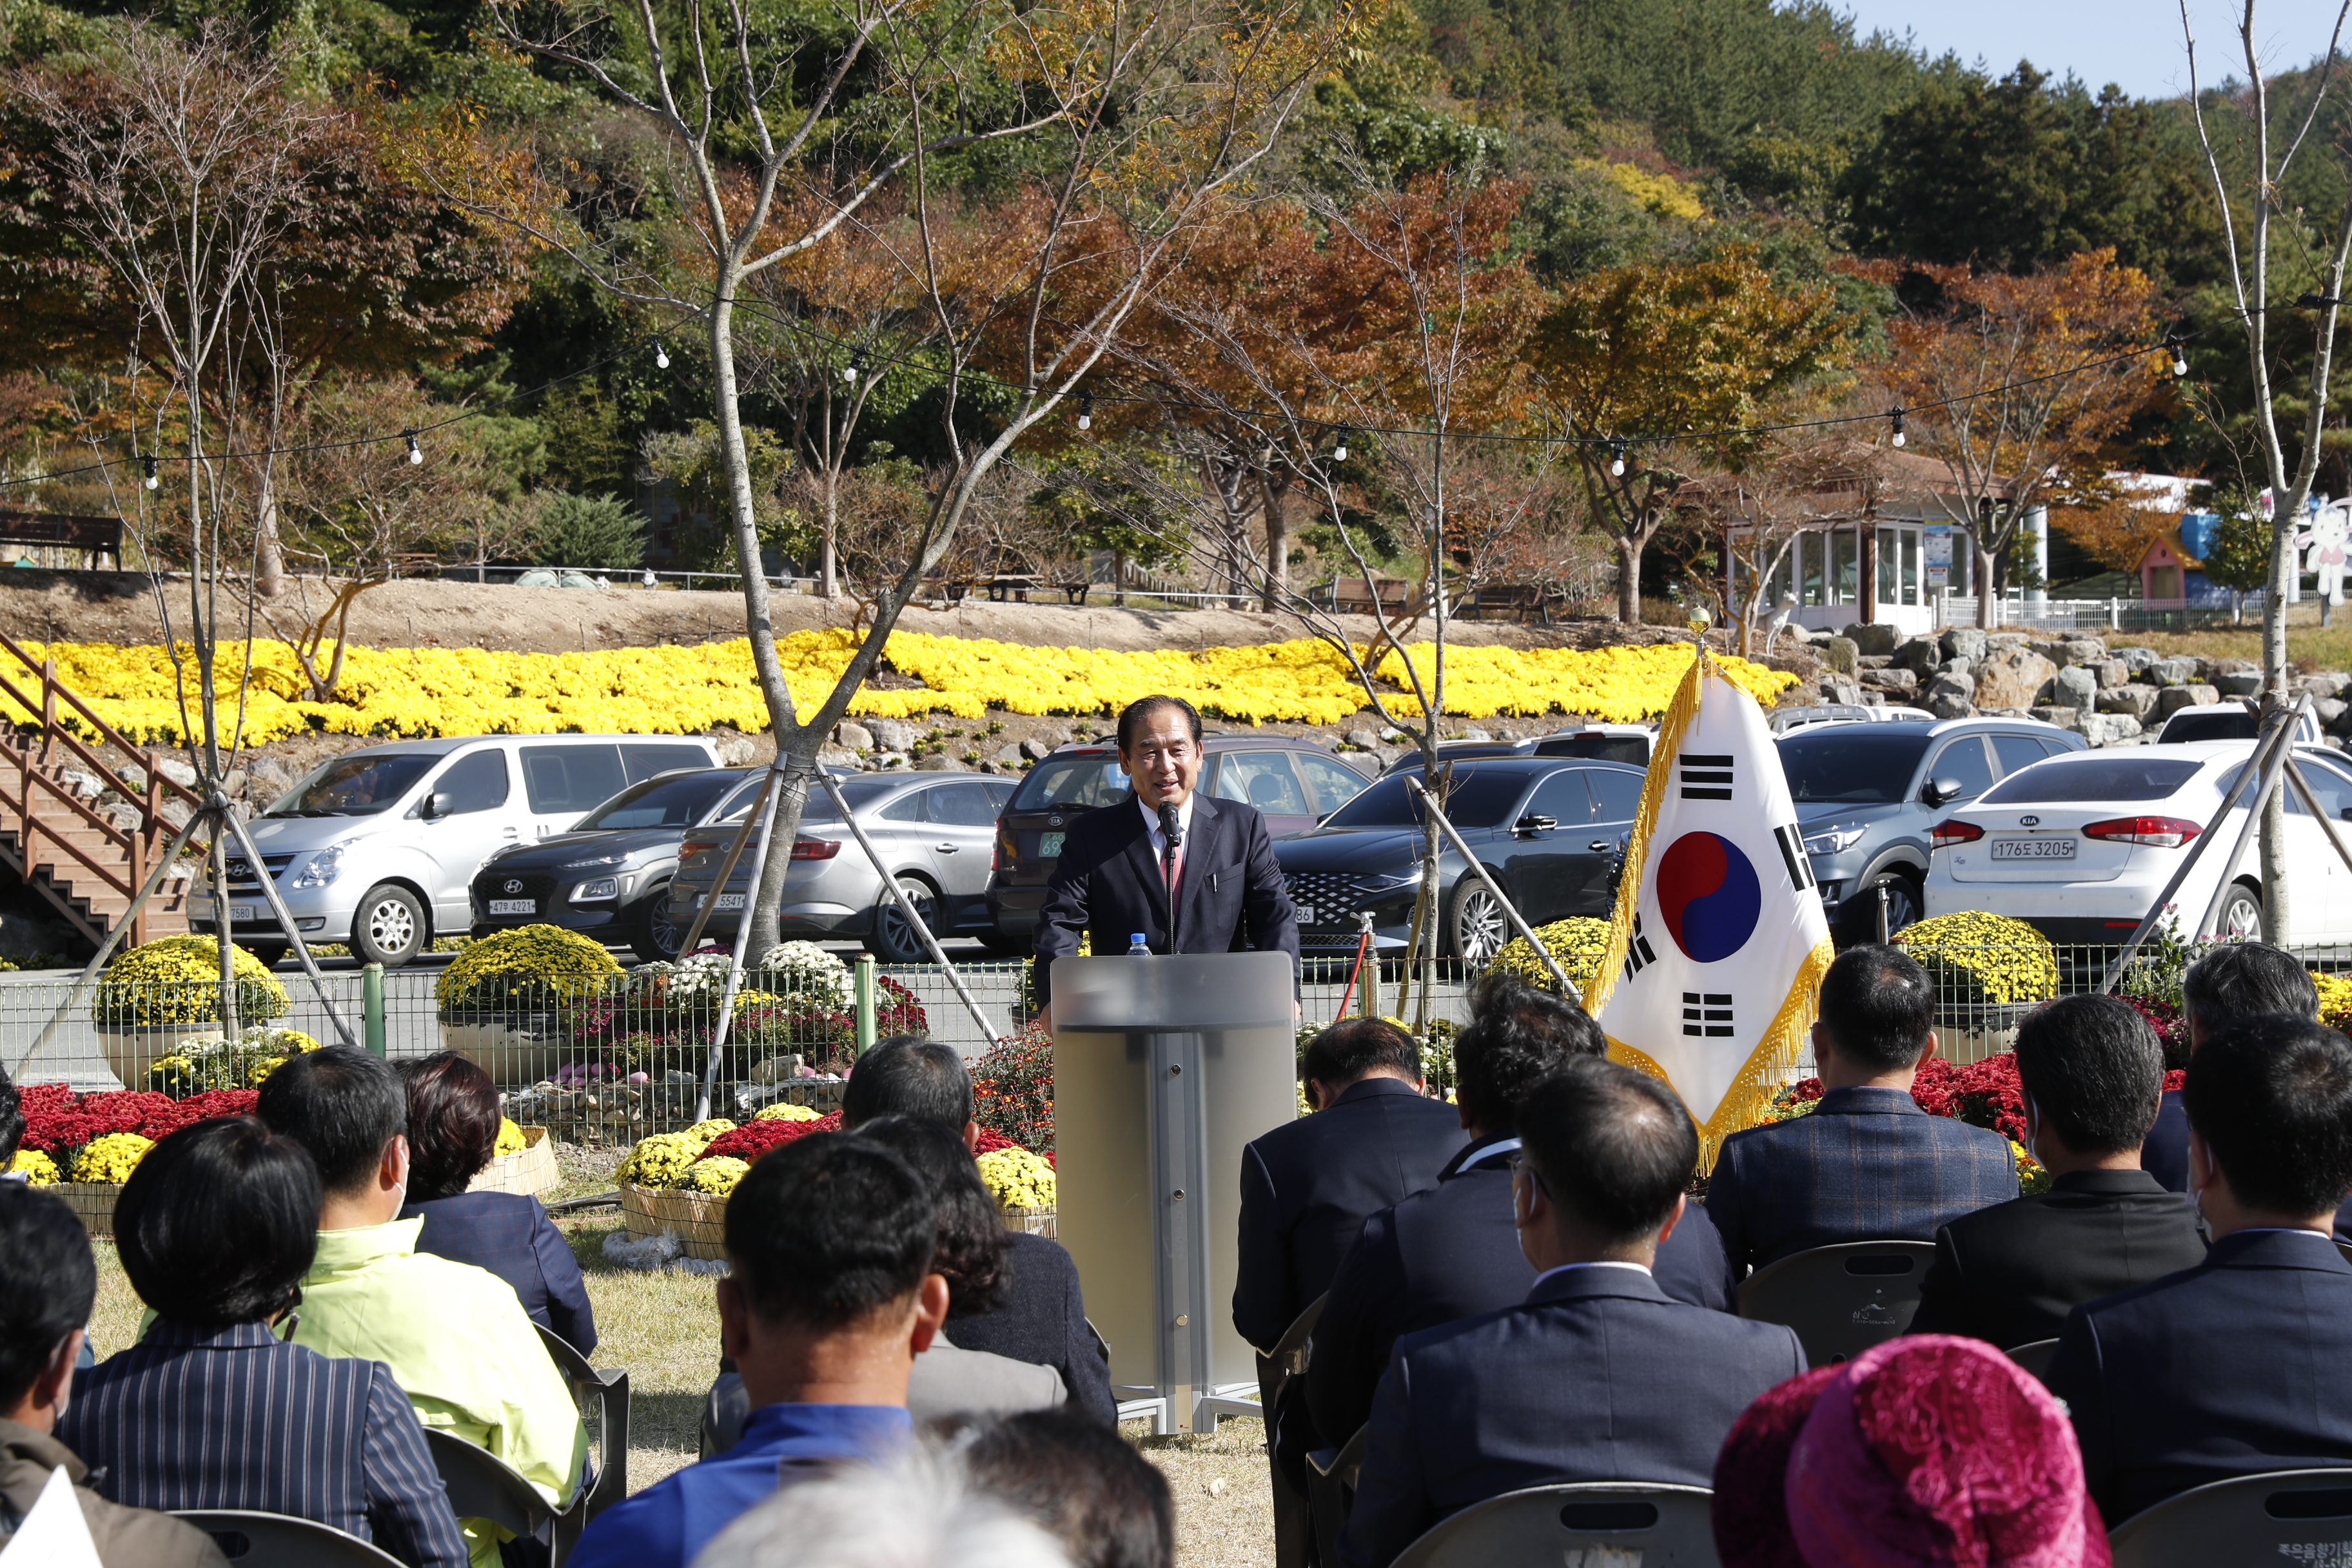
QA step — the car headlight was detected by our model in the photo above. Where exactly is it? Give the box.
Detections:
[1801,826,1865,855]
[562,852,630,871]
[291,839,359,889]
[571,877,621,902]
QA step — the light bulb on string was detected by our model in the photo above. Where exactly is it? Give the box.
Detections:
[142,456,159,491]
[404,430,422,466]
[1333,428,1351,462]
[655,342,671,370]
[1077,396,1093,432]
[844,356,863,383]
[1608,436,1627,478]
[2166,334,2188,378]
[1889,407,1906,448]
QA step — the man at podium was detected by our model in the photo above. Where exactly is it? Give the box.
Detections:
[1033,694,1299,1021]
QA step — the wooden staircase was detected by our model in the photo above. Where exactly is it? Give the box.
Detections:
[0,631,205,948]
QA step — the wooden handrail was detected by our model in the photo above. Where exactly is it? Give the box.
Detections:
[0,630,205,809]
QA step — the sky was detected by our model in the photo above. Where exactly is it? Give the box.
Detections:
[1827,1,2341,101]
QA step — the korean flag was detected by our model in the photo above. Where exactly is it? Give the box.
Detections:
[1587,652,1834,1158]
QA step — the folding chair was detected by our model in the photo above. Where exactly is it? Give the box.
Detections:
[1305,1422,1367,1568]
[536,1323,631,1524]
[426,1428,559,1566]
[2004,1338,2059,1378]
[1259,1295,1325,1568]
[1736,1241,1937,1366]
[173,1510,407,1568]
[1387,1482,1720,1568]
[2108,1468,2352,1566]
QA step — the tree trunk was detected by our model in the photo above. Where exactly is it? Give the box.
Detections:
[254,470,285,598]
[1261,470,1291,611]
[1616,534,1642,624]
[2259,502,2299,938]
[819,466,839,600]
[1974,542,1997,629]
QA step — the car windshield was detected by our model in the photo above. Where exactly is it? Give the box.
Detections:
[1775,732,1932,804]
[2161,710,2259,743]
[1535,734,1649,765]
[266,754,436,817]
[715,777,897,826]
[1319,769,1529,830]
[575,770,749,830]
[1981,756,2206,805]
[1010,754,1131,811]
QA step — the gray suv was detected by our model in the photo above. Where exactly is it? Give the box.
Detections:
[1776,718,2088,941]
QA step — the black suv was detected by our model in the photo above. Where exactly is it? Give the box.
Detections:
[986,735,1375,945]
[470,767,761,961]
[1272,756,1646,968]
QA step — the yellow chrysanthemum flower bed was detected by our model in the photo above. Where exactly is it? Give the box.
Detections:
[616,1132,703,1189]
[436,925,621,1013]
[72,1133,155,1185]
[2315,973,2352,1033]
[1487,917,1614,996]
[753,1102,824,1122]
[5,632,1797,744]
[495,1118,527,1157]
[1896,912,2059,1008]
[6,1150,59,1185]
[682,1118,738,1145]
[975,1147,1057,1211]
[92,936,289,1030]
[676,1156,749,1197]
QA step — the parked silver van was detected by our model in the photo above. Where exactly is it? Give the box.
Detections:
[190,734,720,966]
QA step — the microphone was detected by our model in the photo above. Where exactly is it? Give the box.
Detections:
[1159,801,1183,850]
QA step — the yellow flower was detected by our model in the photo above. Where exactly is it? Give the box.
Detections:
[72,1133,155,1185]
[677,1156,749,1196]
[436,925,620,1012]
[7,1149,60,1186]
[974,1147,1057,1211]
[2315,972,2352,1032]
[2010,1139,2052,1197]
[93,936,289,1030]
[495,1118,527,1157]
[681,1118,736,1149]
[617,1132,703,1189]
[1489,917,1614,996]
[753,1102,823,1122]
[1896,913,2058,1006]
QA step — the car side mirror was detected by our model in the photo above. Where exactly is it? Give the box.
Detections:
[1514,813,1558,836]
[1921,777,1961,806]
[422,791,454,819]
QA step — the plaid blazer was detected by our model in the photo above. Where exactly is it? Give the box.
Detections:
[61,1320,467,1568]
[1707,1085,2019,1282]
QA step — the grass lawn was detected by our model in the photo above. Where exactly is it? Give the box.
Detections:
[82,1142,1274,1568]
[2109,605,2352,672]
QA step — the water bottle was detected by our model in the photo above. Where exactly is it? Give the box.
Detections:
[1127,933,1150,957]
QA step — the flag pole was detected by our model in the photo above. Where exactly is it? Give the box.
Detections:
[1405,781,1581,1004]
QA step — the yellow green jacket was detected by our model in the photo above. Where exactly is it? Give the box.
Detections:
[291,1219,587,1568]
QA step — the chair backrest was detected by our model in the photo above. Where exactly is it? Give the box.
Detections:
[2005,1338,2059,1378]
[535,1323,631,1528]
[1269,1293,1326,1377]
[426,1427,554,1540]
[1387,1483,1720,1568]
[173,1510,408,1568]
[1737,1241,1937,1366]
[2108,1468,2352,1566]
[2336,1240,2352,1269]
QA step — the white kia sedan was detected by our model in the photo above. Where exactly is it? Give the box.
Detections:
[1922,741,2352,947]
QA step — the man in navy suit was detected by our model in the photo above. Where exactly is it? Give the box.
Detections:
[1707,945,2017,1282]
[1338,1059,1805,1568]
[1032,694,1298,1017]
[2046,1016,2352,1526]
[1306,975,1731,1449]
[2139,941,2318,1193]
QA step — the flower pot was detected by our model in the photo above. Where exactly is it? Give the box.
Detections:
[1003,1205,1057,1239]
[50,1182,126,1240]
[1933,1000,2037,1065]
[467,1125,560,1198]
[94,1026,224,1091]
[619,1179,729,1260]
[439,1015,567,1088]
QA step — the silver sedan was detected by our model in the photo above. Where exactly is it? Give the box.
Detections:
[667,773,1015,961]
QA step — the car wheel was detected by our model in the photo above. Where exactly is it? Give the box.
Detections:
[2215,882,2265,942]
[1445,878,1509,968]
[350,884,427,968]
[630,888,684,964]
[1848,874,1924,943]
[872,876,943,963]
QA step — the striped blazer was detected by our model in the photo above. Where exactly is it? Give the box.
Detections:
[60,1320,468,1568]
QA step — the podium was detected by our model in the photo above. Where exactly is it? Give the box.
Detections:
[1051,950,1297,1433]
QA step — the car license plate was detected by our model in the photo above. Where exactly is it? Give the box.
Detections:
[715,893,747,910]
[1039,832,1065,859]
[229,903,259,923]
[1990,838,2076,861]
[488,899,536,916]
[1297,905,1315,925]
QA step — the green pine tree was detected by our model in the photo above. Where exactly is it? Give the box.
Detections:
[531,493,649,571]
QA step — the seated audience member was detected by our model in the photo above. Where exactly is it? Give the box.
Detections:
[693,1451,1069,1568]
[1338,1060,1805,1568]
[948,1408,1174,1568]
[571,1133,946,1568]
[257,1048,585,1568]
[396,1052,597,1353]
[704,1117,1063,1451]
[2142,941,2318,1193]
[1912,995,2206,1348]
[1712,1337,2106,1568]
[60,1119,467,1568]
[0,1184,228,1567]
[2046,1016,2352,1525]
[1307,976,1730,1448]
[843,1039,1112,1427]
[1234,1017,1466,1354]
[1709,945,2017,1280]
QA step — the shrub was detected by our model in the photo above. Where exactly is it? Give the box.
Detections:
[6,1150,58,1184]
[971,1023,1054,1154]
[495,1118,526,1157]
[616,1132,704,1188]
[752,1102,823,1122]
[676,1156,749,1195]
[92,936,289,1031]
[72,1132,155,1184]
[1486,917,1614,997]
[975,1146,1057,1210]
[531,492,648,571]
[438,925,622,1014]
[1895,912,2058,1010]
[147,1026,322,1095]
[700,1111,841,1164]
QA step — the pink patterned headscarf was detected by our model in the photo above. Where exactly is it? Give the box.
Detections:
[1786,1336,2108,1568]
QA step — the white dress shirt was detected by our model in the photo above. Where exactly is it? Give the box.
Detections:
[1137,794,1196,865]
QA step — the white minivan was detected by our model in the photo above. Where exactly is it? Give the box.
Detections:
[190,734,720,966]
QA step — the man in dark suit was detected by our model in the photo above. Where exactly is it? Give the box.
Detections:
[1306,975,1730,1449]
[1338,1059,1805,1568]
[2141,941,2318,1193]
[2046,1016,2352,1526]
[1910,994,2205,1349]
[1234,1018,1467,1352]
[1032,694,1297,1017]
[1708,944,2019,1282]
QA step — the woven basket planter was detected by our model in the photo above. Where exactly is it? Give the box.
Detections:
[620,1179,732,1260]
[1004,1206,1057,1239]
[468,1126,560,1198]
[50,1182,125,1240]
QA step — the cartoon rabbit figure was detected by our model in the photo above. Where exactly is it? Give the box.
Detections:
[2300,504,2351,606]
